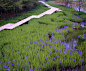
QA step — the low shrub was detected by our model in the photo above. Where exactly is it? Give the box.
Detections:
[76,41,86,63]
[56,12,64,16]
[65,27,73,33]
[83,18,86,22]
[62,31,68,35]
[80,15,86,19]
[72,11,79,15]
[69,16,82,23]
[62,11,73,17]
[75,24,80,29]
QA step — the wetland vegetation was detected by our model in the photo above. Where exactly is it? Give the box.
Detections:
[0,1,86,71]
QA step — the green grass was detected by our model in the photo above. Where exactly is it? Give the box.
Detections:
[0,1,86,71]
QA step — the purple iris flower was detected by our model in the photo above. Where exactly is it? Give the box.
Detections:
[60,52,63,54]
[2,61,4,63]
[25,58,27,59]
[82,59,83,61]
[17,49,19,50]
[59,49,62,51]
[44,67,46,68]
[33,41,35,44]
[4,69,10,71]
[56,56,59,59]
[11,63,14,65]
[12,59,15,61]
[27,63,29,64]
[21,66,23,68]
[45,57,48,59]
[80,54,83,57]
[24,67,26,69]
[43,49,45,50]
[28,65,31,66]
[79,59,81,61]
[82,36,85,39]
[75,53,78,54]
[23,63,25,64]
[41,46,43,47]
[51,58,53,60]
[3,66,5,68]
[64,54,66,56]
[78,35,82,38]
[73,53,74,55]
[37,54,39,56]
[53,61,55,62]
[36,41,38,43]
[59,59,61,61]
[42,64,44,65]
[66,48,69,51]
[5,66,8,68]
[16,69,18,71]
[17,64,19,66]
[13,69,15,71]
[63,58,65,60]
[70,57,72,59]
[55,51,57,54]
[47,62,49,63]
[0,68,2,70]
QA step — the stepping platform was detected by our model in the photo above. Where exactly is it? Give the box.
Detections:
[0,1,62,31]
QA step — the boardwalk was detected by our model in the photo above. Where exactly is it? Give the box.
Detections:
[0,1,62,31]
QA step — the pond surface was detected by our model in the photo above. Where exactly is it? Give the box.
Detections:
[71,21,86,28]
[59,28,86,71]
[63,29,85,48]
[73,6,86,13]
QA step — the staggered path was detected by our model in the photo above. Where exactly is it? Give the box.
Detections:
[0,1,62,31]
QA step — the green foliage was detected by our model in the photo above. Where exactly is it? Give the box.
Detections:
[56,12,64,16]
[0,3,49,27]
[72,11,79,15]
[0,0,39,14]
[75,41,86,63]
[0,1,85,71]
[65,27,73,33]
[83,18,86,22]
[85,65,86,71]
[75,24,80,29]
[69,16,82,23]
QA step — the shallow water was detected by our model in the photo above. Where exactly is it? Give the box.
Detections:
[63,38,78,50]
[60,29,86,71]
[73,7,86,13]
[71,21,86,27]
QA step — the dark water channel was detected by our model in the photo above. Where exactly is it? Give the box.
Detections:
[63,27,86,50]
[71,21,86,28]
[73,6,86,13]
[47,28,86,71]
[61,28,86,71]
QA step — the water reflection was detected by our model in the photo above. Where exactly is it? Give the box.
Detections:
[71,21,86,27]
[63,37,78,50]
